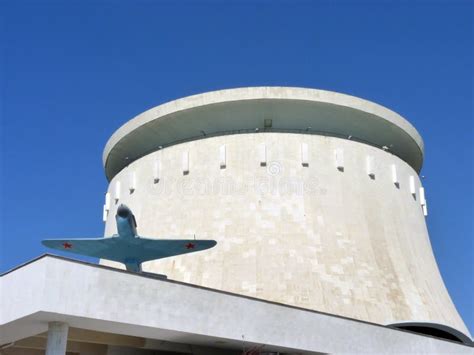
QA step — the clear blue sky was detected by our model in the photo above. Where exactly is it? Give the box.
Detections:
[1,0,472,334]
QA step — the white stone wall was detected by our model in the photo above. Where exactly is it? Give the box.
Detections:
[102,132,469,336]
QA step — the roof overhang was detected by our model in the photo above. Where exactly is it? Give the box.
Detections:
[103,87,424,181]
[1,255,471,354]
[388,322,473,346]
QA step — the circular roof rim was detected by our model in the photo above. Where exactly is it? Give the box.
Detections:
[103,86,424,175]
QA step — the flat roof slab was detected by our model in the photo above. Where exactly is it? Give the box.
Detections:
[1,255,471,354]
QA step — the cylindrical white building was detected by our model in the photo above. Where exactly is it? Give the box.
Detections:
[101,87,470,340]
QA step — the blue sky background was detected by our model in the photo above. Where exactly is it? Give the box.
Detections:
[1,0,472,334]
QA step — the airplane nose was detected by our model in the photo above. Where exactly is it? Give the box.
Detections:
[117,205,130,218]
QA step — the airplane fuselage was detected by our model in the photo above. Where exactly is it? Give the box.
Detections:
[116,205,137,239]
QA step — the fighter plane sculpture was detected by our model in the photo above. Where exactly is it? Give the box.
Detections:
[42,204,217,273]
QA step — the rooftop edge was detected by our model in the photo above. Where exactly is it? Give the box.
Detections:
[102,87,424,181]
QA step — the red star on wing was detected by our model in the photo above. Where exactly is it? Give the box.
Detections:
[62,242,72,249]
[185,242,195,250]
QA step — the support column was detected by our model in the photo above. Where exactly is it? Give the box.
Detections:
[45,322,69,355]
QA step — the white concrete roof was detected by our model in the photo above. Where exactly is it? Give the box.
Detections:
[1,255,472,354]
[103,87,424,181]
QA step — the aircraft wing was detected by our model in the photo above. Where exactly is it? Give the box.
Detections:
[41,237,217,264]
[136,238,217,262]
[41,237,126,262]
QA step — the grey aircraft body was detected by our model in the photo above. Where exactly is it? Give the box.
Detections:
[42,205,217,273]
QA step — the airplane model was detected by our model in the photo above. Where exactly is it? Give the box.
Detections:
[42,204,217,273]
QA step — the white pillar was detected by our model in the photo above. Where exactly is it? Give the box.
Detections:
[45,322,69,355]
